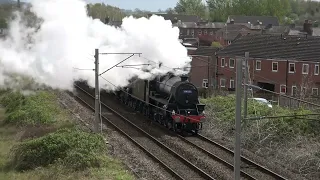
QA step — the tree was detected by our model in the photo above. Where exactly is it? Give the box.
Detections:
[174,0,207,19]
[165,8,176,14]
[0,18,7,28]
[207,0,232,21]
[211,41,222,48]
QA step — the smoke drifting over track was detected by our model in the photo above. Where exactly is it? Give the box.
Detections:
[0,0,191,91]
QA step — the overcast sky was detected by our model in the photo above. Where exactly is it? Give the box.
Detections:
[18,0,320,12]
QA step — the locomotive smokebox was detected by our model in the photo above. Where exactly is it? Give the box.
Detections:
[156,74,198,106]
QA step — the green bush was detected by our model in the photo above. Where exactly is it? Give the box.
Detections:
[0,91,61,125]
[10,128,106,171]
[201,95,319,136]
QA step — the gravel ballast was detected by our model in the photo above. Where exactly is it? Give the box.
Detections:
[56,91,175,180]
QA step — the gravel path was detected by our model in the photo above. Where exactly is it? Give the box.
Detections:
[56,91,175,180]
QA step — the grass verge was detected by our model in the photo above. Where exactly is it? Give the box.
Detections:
[201,95,320,179]
[0,90,134,180]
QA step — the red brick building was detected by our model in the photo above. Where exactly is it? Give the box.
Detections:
[217,34,320,97]
[188,47,219,89]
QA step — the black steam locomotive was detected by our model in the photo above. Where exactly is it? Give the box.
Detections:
[116,73,205,134]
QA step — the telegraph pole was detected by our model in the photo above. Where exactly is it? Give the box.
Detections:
[94,51,141,133]
[94,49,100,133]
[243,52,249,119]
[234,57,242,180]
[207,56,210,96]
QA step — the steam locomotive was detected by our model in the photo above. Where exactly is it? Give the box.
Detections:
[116,73,206,134]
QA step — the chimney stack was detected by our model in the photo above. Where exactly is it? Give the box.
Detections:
[303,19,313,36]
[289,23,295,28]
[180,75,189,82]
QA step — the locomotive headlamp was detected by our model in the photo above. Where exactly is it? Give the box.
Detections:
[172,110,176,115]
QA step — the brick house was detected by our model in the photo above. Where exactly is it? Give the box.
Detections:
[188,46,220,89]
[217,34,320,97]
[214,23,262,47]
[178,22,224,43]
[227,15,279,27]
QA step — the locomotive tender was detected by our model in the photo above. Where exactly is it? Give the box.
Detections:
[116,73,205,134]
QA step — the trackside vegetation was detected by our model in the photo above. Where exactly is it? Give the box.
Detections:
[0,90,134,180]
[201,95,320,137]
[201,95,320,179]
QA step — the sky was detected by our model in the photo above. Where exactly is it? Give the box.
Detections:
[17,0,320,12]
[89,0,179,11]
[18,0,179,11]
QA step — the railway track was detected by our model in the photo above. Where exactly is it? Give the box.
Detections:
[73,84,215,180]
[73,83,290,180]
[181,135,288,180]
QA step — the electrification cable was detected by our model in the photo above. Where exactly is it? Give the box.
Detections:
[190,55,320,108]
[99,75,320,123]
[99,75,204,122]
[101,55,320,120]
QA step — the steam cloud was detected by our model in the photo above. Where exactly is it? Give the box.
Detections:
[0,0,191,91]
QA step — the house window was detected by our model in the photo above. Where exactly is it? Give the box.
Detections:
[312,88,319,96]
[289,63,295,73]
[272,62,278,72]
[292,86,297,96]
[198,30,202,35]
[191,29,194,36]
[228,40,231,45]
[315,64,319,75]
[229,58,235,68]
[280,84,286,94]
[204,30,207,35]
[187,29,190,35]
[230,79,235,88]
[202,79,208,88]
[221,58,225,67]
[220,78,226,87]
[302,64,309,74]
[210,31,213,35]
[256,60,261,70]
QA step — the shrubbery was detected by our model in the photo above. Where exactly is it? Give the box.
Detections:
[0,90,108,172]
[0,91,61,125]
[201,95,320,136]
[10,128,107,171]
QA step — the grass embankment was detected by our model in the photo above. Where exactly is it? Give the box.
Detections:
[0,91,134,180]
[201,95,320,178]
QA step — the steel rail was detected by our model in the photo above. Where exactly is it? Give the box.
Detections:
[74,84,216,180]
[197,134,288,180]
[70,90,184,180]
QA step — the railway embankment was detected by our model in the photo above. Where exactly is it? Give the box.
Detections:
[201,95,320,180]
[0,90,135,180]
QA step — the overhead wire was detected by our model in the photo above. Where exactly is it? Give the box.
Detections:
[99,75,205,123]
[99,74,320,123]
[85,52,320,122]
[190,55,320,108]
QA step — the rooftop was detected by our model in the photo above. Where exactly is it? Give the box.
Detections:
[191,46,220,56]
[228,15,279,26]
[218,34,320,61]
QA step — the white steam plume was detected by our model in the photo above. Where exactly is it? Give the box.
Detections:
[0,0,191,91]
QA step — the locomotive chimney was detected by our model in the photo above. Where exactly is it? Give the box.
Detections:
[180,75,189,82]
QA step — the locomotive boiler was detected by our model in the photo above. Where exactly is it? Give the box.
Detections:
[116,73,205,135]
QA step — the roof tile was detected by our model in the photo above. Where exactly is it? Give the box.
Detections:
[217,34,320,61]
